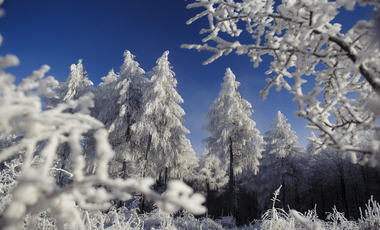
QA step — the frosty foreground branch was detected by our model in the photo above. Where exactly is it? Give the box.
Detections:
[0,4,205,229]
[0,68,205,230]
[182,0,380,164]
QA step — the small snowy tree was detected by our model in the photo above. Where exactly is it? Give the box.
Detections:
[182,0,380,164]
[264,111,301,158]
[44,59,94,109]
[258,111,304,210]
[94,68,119,128]
[197,152,229,195]
[42,59,94,187]
[202,68,264,214]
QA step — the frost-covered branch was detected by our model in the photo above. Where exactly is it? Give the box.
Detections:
[0,2,205,229]
[183,0,380,164]
[0,69,205,229]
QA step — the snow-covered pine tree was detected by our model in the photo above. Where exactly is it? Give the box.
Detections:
[258,111,304,210]
[94,50,147,180]
[45,59,94,109]
[94,68,119,128]
[197,152,228,195]
[132,50,196,182]
[42,59,94,187]
[202,68,264,215]
[81,69,119,176]
[264,111,300,158]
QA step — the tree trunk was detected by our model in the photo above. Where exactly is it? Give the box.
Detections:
[321,188,326,219]
[143,134,152,178]
[282,176,286,210]
[229,137,234,216]
[340,170,350,219]
[361,165,370,200]
[141,134,152,213]
[309,186,314,210]
[281,159,286,209]
[57,143,70,187]
[164,166,169,188]
[121,160,128,179]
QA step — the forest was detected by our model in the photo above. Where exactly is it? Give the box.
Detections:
[2,0,380,229]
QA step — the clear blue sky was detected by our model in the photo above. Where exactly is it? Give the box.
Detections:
[0,0,375,155]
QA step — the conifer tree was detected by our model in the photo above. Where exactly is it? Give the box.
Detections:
[258,111,303,209]
[43,59,94,186]
[132,50,196,181]
[202,68,264,215]
[264,111,300,158]
[197,152,228,194]
[95,50,147,180]
[45,59,93,109]
[94,68,120,128]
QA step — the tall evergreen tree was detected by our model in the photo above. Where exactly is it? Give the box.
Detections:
[132,50,196,181]
[258,111,303,210]
[93,50,147,180]
[42,59,94,186]
[197,151,228,195]
[94,68,119,129]
[202,68,264,215]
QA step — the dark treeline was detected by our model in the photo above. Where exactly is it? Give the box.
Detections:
[196,140,380,226]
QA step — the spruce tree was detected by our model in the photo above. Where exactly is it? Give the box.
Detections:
[43,59,94,186]
[202,68,264,215]
[92,50,147,180]
[258,111,303,209]
[132,50,196,181]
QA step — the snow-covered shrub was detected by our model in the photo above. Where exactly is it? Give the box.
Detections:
[261,186,294,230]
[215,215,237,229]
[261,186,324,230]
[289,208,323,230]
[140,208,175,230]
[24,211,56,230]
[172,211,201,229]
[261,206,294,230]
[172,210,233,230]
[324,206,358,229]
[102,207,141,230]
[197,217,225,230]
[359,196,380,230]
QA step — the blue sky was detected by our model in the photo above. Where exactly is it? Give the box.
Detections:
[0,0,375,156]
